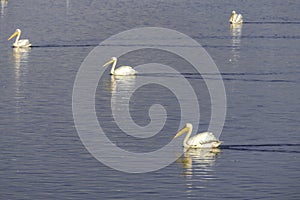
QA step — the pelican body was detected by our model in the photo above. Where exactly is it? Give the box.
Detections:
[103,57,137,76]
[174,123,221,148]
[8,29,31,48]
[229,10,243,25]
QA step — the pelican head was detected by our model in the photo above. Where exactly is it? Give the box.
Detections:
[174,123,192,139]
[232,10,236,14]
[8,29,21,41]
[103,57,117,67]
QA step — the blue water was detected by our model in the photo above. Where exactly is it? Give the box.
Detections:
[1,0,299,199]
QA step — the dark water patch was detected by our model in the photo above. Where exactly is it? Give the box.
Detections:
[194,35,300,40]
[221,143,300,153]
[137,73,298,83]
[242,35,300,40]
[244,21,300,24]
[222,78,296,83]
[221,72,298,76]
[30,44,97,48]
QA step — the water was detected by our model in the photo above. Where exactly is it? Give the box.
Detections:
[1,0,300,199]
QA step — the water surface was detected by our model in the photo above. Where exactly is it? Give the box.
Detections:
[0,0,299,199]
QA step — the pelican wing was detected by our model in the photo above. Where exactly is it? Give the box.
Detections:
[236,14,243,23]
[187,132,218,146]
[16,39,31,47]
[114,66,137,76]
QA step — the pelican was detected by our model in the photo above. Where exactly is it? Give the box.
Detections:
[8,29,31,48]
[174,123,221,148]
[229,10,243,25]
[103,57,137,76]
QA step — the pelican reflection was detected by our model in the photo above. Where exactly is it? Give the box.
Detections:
[66,0,70,14]
[107,75,139,137]
[1,0,8,17]
[11,47,31,113]
[110,75,136,93]
[176,148,220,194]
[109,75,136,115]
[12,47,31,78]
[177,148,220,177]
[230,23,242,64]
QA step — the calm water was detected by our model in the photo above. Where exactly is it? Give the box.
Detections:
[1,0,300,199]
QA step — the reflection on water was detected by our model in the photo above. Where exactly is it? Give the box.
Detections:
[177,148,220,176]
[229,24,242,65]
[110,75,136,94]
[66,0,70,14]
[109,75,137,135]
[102,75,136,93]
[1,0,7,17]
[176,148,220,192]
[11,47,31,113]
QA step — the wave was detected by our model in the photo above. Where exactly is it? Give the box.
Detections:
[30,44,96,48]
[244,21,300,24]
[132,73,298,83]
[221,143,300,153]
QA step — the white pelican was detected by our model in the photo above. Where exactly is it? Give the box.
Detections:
[103,57,137,76]
[229,10,243,25]
[174,123,221,148]
[8,29,31,48]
